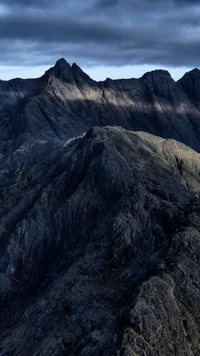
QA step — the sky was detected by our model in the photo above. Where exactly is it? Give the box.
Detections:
[0,0,199,81]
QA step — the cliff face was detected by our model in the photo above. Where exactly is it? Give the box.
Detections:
[1,58,200,151]
[1,61,200,355]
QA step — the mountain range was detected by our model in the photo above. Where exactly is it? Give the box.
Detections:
[0,58,200,355]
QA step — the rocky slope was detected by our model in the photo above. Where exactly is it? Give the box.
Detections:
[0,61,200,355]
[1,58,200,151]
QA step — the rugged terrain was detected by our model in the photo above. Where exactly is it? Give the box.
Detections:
[0,59,200,355]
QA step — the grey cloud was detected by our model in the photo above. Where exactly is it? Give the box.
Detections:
[0,0,200,70]
[175,0,200,4]
[0,14,133,43]
[96,0,119,8]
[0,0,55,7]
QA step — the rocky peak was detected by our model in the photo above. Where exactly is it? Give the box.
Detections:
[43,58,94,87]
[45,58,74,83]
[142,69,171,80]
[140,69,175,98]
[141,69,173,90]
[54,58,70,72]
[71,62,94,86]
[72,62,87,77]
[178,67,200,107]
[186,67,200,76]
[179,68,200,83]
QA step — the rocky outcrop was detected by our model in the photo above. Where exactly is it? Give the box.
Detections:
[0,126,200,355]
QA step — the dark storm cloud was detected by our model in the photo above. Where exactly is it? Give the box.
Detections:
[0,0,54,7]
[175,0,200,3]
[0,0,200,68]
[96,0,119,8]
[0,14,132,43]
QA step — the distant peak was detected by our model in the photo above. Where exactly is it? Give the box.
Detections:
[54,58,69,68]
[142,69,171,79]
[186,68,200,78]
[44,59,94,84]
[72,62,81,69]
[44,58,73,82]
[178,67,200,83]
[71,62,85,74]
[190,68,200,73]
[53,58,71,73]
[71,62,87,75]
[71,62,94,84]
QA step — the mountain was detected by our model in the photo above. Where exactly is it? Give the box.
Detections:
[0,60,200,355]
[1,58,200,151]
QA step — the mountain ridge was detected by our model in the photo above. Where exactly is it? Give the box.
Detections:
[1,59,200,151]
[1,59,200,355]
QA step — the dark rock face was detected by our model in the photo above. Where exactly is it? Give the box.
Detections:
[1,61,200,355]
[178,68,200,111]
[1,59,200,151]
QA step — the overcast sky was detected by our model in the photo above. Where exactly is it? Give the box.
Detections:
[0,0,199,81]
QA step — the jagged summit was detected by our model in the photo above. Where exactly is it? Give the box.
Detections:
[44,57,72,82]
[178,66,200,109]
[55,57,69,67]
[43,58,93,84]
[178,67,200,82]
[142,69,172,79]
[71,62,95,84]
[53,58,71,74]
[186,67,200,75]
[44,59,174,86]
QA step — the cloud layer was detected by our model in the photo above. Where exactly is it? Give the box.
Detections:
[0,0,199,69]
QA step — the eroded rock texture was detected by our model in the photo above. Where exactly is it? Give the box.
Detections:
[1,59,200,151]
[0,60,200,355]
